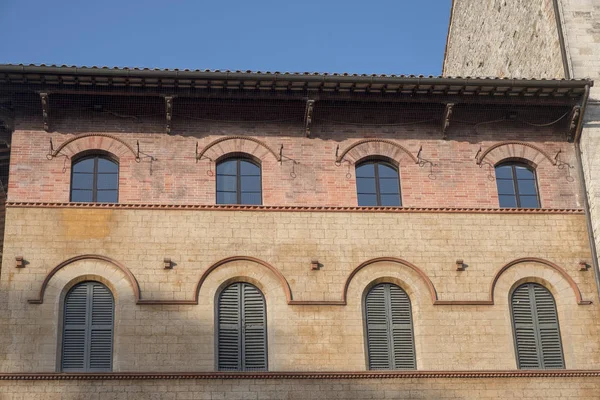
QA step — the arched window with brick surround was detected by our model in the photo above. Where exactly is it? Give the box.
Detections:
[511,283,564,369]
[364,283,416,370]
[216,156,262,205]
[61,281,114,372]
[70,153,119,203]
[495,161,540,208]
[355,160,402,206]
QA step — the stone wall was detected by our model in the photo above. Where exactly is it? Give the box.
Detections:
[0,206,595,372]
[443,0,565,78]
[1,375,600,399]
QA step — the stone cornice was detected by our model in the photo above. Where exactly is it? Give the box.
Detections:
[0,370,599,380]
[5,202,585,214]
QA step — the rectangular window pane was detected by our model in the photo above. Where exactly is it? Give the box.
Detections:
[72,173,94,190]
[499,194,517,208]
[515,166,535,180]
[495,166,513,179]
[241,192,262,205]
[96,190,118,203]
[97,173,118,190]
[356,177,376,194]
[519,195,540,208]
[358,194,377,206]
[356,164,375,178]
[71,190,93,202]
[240,176,261,192]
[97,158,118,174]
[217,191,237,204]
[72,159,94,173]
[517,179,537,195]
[496,179,515,195]
[240,161,260,176]
[379,178,400,194]
[217,176,237,192]
[377,164,398,178]
[380,194,401,206]
[217,160,237,175]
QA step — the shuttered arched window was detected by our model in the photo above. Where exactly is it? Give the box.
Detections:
[217,282,267,371]
[61,281,114,372]
[364,283,416,370]
[511,283,564,369]
[71,155,119,203]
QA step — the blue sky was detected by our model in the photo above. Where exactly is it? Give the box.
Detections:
[0,0,451,75]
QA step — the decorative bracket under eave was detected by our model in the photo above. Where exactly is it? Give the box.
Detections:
[164,96,174,134]
[441,103,454,140]
[304,99,315,137]
[567,105,581,142]
[39,92,50,132]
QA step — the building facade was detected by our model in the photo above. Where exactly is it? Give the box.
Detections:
[0,66,597,398]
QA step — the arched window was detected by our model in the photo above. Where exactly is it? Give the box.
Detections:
[355,160,401,206]
[61,281,114,372]
[511,283,564,369]
[70,155,119,203]
[495,162,539,208]
[364,283,416,370]
[216,157,262,205]
[217,282,267,371]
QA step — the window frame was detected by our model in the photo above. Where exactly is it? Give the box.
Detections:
[215,156,262,205]
[70,153,119,203]
[495,161,540,208]
[355,159,402,207]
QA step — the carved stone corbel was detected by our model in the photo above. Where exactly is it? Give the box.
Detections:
[304,99,315,137]
[39,93,50,132]
[441,103,454,140]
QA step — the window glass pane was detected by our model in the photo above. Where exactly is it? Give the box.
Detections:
[356,177,376,194]
[72,158,94,173]
[380,194,401,206]
[217,175,237,192]
[71,190,93,202]
[241,176,261,192]
[217,191,237,204]
[97,158,118,174]
[499,194,517,208]
[356,163,375,178]
[379,178,399,194]
[240,160,260,176]
[358,194,378,206]
[515,165,535,180]
[71,173,94,190]
[496,179,515,195]
[495,165,513,180]
[97,190,118,203]
[519,195,540,208]
[217,160,237,175]
[517,179,537,196]
[97,174,118,190]
[377,163,398,178]
[241,192,262,205]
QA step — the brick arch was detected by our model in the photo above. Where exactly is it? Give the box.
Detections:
[194,256,292,303]
[476,141,557,167]
[27,254,141,304]
[197,136,281,162]
[51,133,139,160]
[343,257,438,305]
[336,139,419,165]
[490,257,591,305]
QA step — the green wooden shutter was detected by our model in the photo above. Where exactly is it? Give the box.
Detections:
[511,283,564,369]
[242,283,267,371]
[218,282,268,371]
[365,283,416,370]
[62,282,114,372]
